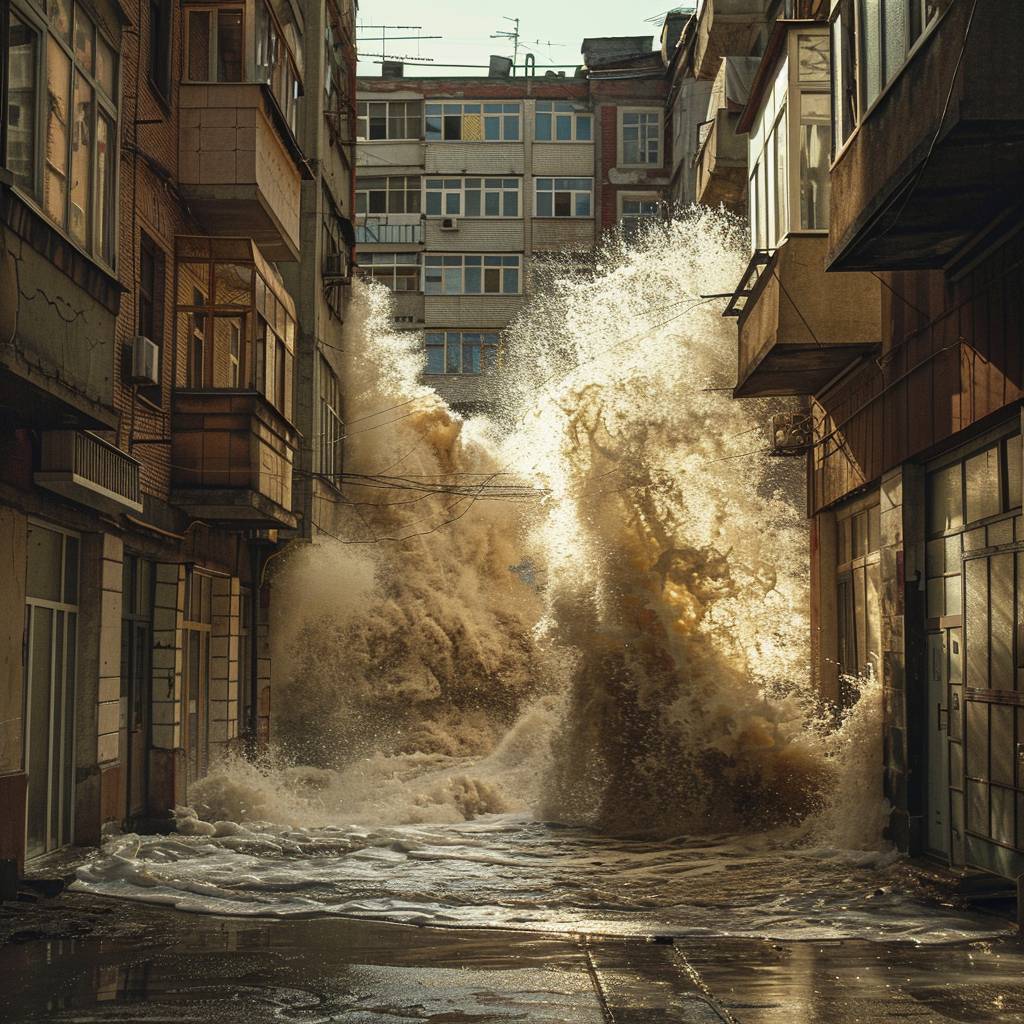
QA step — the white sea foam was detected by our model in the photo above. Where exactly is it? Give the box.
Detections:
[74,212,984,942]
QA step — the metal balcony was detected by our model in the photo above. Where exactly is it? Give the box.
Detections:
[35,431,144,515]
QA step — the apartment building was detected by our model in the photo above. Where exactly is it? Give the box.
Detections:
[355,37,670,413]
[0,0,356,872]
[721,0,1024,888]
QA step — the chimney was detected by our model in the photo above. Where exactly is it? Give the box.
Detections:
[382,61,404,78]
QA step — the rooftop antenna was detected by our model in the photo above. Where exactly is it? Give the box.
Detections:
[491,17,521,66]
[356,24,440,63]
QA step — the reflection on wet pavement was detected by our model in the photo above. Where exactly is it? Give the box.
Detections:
[2,904,1024,1023]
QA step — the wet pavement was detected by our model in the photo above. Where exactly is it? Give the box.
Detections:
[2,893,1024,1023]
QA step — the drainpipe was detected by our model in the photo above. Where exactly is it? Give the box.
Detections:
[248,539,261,752]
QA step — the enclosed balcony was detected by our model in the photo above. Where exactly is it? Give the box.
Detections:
[177,0,308,260]
[355,217,423,246]
[692,0,772,81]
[728,22,880,397]
[694,57,759,210]
[170,237,299,529]
[828,1,1024,271]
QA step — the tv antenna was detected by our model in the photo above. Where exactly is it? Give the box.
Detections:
[356,24,440,61]
[491,17,521,65]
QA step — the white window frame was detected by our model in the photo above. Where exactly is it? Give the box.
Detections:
[534,100,593,143]
[534,177,593,219]
[355,175,421,215]
[618,107,662,168]
[423,176,521,218]
[317,354,343,483]
[356,99,422,141]
[423,254,521,296]
[618,192,662,234]
[424,101,521,143]
[358,252,420,292]
[424,330,500,375]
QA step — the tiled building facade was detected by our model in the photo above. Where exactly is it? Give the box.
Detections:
[355,37,671,413]
[0,0,356,871]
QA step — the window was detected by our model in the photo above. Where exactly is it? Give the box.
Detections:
[356,99,422,140]
[137,234,164,396]
[620,110,661,166]
[356,175,421,215]
[423,255,520,296]
[425,331,499,375]
[831,0,952,149]
[148,0,172,100]
[5,0,118,265]
[425,102,521,142]
[535,100,592,142]
[318,355,343,482]
[255,0,302,134]
[836,500,881,701]
[185,7,244,83]
[424,177,520,218]
[535,178,592,218]
[798,92,830,230]
[323,17,349,153]
[175,236,296,419]
[359,252,420,291]
[620,195,662,237]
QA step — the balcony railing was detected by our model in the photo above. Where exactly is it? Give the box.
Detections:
[35,431,144,515]
[170,390,299,529]
[355,219,423,245]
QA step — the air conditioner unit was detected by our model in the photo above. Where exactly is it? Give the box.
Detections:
[323,251,348,280]
[127,335,160,386]
[440,216,459,231]
[769,412,811,455]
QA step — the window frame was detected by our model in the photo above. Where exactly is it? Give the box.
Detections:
[183,4,245,84]
[317,354,344,484]
[423,176,521,219]
[829,0,953,166]
[5,0,120,270]
[424,330,500,376]
[534,177,593,219]
[534,100,592,143]
[619,192,663,236]
[355,99,422,141]
[355,174,421,215]
[618,107,662,168]
[148,0,172,102]
[424,101,521,143]
[422,254,521,296]
[358,251,420,292]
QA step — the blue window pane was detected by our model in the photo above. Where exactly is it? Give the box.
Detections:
[464,340,481,373]
[443,268,461,293]
[504,192,518,216]
[446,340,461,372]
[424,271,442,294]
[575,193,591,217]
[504,115,519,140]
[426,192,441,215]
[502,256,518,266]
[464,104,481,113]
[482,346,497,371]
[537,192,552,216]
[445,193,460,215]
[502,268,518,293]
[485,192,500,216]
[555,114,571,141]
[425,332,444,343]
[465,267,482,293]
[577,116,592,141]
[425,117,441,140]
[443,255,461,266]
[484,116,500,140]
[426,347,445,373]
[465,255,482,266]
[465,191,481,217]
[535,113,551,141]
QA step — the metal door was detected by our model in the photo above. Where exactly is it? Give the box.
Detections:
[926,632,951,856]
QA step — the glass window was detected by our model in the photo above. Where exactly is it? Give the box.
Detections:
[355,175,420,215]
[359,251,420,292]
[621,196,661,238]
[799,93,831,231]
[6,13,39,193]
[860,0,884,109]
[966,447,1001,524]
[425,101,519,142]
[535,100,592,143]
[797,33,829,83]
[422,255,520,295]
[148,0,171,98]
[621,110,661,165]
[185,7,244,83]
[424,330,499,375]
[535,177,592,218]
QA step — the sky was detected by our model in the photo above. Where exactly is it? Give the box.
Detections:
[354,1,691,77]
